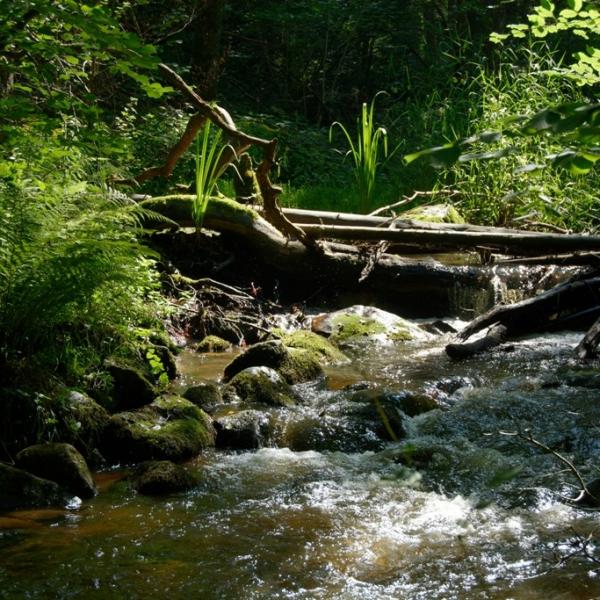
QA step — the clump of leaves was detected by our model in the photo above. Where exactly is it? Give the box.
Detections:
[329,92,400,213]
[193,120,233,228]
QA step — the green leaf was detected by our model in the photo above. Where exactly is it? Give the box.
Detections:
[567,0,583,11]
[404,144,461,169]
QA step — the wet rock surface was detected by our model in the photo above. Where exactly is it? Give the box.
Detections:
[0,462,68,510]
[101,395,215,463]
[183,382,223,414]
[223,366,297,407]
[311,305,432,347]
[223,340,323,384]
[15,443,96,499]
[214,409,275,449]
[132,460,199,496]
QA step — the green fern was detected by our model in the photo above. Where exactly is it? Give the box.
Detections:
[0,161,164,378]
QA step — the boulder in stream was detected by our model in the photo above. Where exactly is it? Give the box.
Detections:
[277,330,348,364]
[101,395,215,463]
[350,388,439,417]
[15,443,96,499]
[183,382,223,413]
[196,335,232,353]
[224,366,297,407]
[0,462,68,510]
[311,305,432,347]
[282,393,407,453]
[59,391,111,461]
[132,460,199,496]
[214,409,274,449]
[223,340,323,384]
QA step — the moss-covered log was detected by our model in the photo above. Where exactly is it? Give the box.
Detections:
[142,195,484,316]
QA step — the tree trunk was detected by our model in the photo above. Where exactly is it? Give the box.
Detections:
[191,0,227,99]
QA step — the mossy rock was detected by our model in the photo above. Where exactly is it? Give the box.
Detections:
[59,391,111,459]
[282,395,405,453]
[214,409,274,449]
[0,462,68,510]
[101,395,215,464]
[183,382,223,413]
[224,366,297,407]
[311,305,431,347]
[196,335,232,353]
[132,460,199,496]
[279,330,347,364]
[15,443,96,499]
[403,203,465,224]
[223,340,323,385]
[106,360,156,410]
[350,388,439,417]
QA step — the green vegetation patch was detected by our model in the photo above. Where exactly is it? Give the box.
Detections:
[280,330,347,363]
[196,335,232,353]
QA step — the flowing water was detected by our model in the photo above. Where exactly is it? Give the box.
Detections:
[2,319,600,598]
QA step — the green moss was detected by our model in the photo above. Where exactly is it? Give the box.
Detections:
[389,328,413,342]
[101,396,215,463]
[280,330,347,363]
[280,348,324,383]
[196,335,231,353]
[142,195,260,227]
[403,203,465,224]
[226,367,296,407]
[330,315,386,343]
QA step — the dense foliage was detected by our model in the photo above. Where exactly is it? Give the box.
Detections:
[0,0,598,392]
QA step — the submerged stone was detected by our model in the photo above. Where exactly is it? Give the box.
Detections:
[132,460,198,496]
[15,443,96,499]
[0,462,68,510]
[224,366,296,407]
[311,305,431,347]
[101,395,215,464]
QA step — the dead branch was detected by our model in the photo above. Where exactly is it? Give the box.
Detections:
[135,63,313,247]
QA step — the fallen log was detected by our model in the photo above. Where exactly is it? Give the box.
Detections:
[446,324,507,359]
[575,315,600,359]
[298,224,600,257]
[142,195,485,316]
[455,273,600,342]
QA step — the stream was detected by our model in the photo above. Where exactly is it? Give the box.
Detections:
[2,311,600,597]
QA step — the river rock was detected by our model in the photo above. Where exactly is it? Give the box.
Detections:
[214,409,274,449]
[311,305,432,347]
[100,395,215,463]
[183,382,223,413]
[132,460,199,496]
[278,330,348,363]
[15,443,96,499]
[196,335,232,352]
[224,366,296,407]
[106,360,156,410]
[223,340,323,384]
[60,391,111,459]
[283,395,406,453]
[0,462,68,510]
[350,388,439,417]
